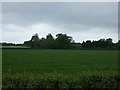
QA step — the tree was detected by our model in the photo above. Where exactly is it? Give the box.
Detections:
[23,41,31,47]
[97,39,106,48]
[23,33,118,50]
[31,33,39,41]
[38,37,46,49]
[55,33,73,49]
[45,33,55,49]
[106,38,113,48]
[82,40,92,48]
[115,40,120,49]
[30,33,40,48]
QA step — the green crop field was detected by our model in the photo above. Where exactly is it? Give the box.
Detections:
[3,49,118,74]
[2,49,119,88]
[0,46,30,48]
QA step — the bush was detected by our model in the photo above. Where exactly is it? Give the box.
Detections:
[2,72,119,89]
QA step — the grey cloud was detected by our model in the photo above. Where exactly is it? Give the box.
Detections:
[2,2,118,43]
[2,2,117,29]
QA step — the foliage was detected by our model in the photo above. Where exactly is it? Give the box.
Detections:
[23,33,119,49]
[1,33,120,49]
[23,33,73,49]
[55,33,72,49]
[82,38,116,49]
[2,71,119,88]
[1,43,23,46]
[2,49,119,88]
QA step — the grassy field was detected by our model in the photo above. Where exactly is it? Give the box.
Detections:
[0,46,30,48]
[3,49,118,74]
[2,49,119,88]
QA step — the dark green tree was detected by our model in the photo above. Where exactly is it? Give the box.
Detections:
[30,33,40,48]
[82,40,92,48]
[55,33,72,49]
[38,37,46,49]
[45,33,55,49]
[106,38,114,48]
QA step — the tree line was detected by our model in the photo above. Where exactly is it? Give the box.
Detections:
[23,33,120,50]
[24,33,73,49]
[1,33,120,50]
[1,43,23,46]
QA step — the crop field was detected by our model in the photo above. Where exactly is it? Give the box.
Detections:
[3,49,118,74]
[0,46,30,49]
[2,49,119,88]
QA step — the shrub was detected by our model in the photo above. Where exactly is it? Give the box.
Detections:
[2,72,119,89]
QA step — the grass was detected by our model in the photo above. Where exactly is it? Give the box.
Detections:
[3,71,119,88]
[2,49,119,88]
[3,49,118,74]
[0,46,30,48]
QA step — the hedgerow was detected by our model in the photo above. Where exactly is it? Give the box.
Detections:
[2,71,119,89]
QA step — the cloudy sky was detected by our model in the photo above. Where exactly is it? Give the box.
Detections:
[2,2,118,43]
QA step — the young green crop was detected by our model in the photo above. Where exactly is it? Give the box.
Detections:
[2,49,118,75]
[2,49,119,88]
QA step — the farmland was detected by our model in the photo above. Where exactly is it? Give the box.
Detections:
[0,46,30,49]
[2,49,119,88]
[3,49,118,74]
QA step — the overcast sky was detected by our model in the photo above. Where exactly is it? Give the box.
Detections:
[2,2,118,43]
